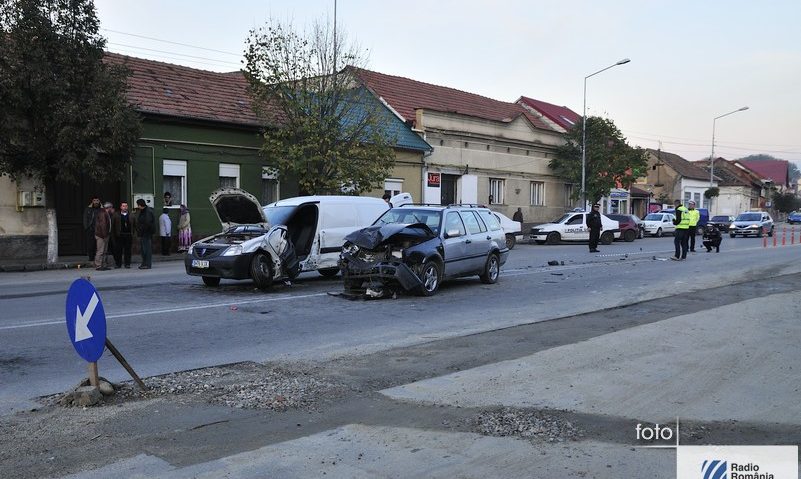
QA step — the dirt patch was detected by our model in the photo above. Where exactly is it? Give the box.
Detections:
[471,407,584,443]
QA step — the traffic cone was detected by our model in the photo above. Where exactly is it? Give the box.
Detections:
[782,226,786,246]
[763,233,768,248]
[773,231,778,247]
[792,226,796,245]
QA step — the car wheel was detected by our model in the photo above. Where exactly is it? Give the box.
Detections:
[623,229,637,242]
[655,228,662,237]
[416,261,442,296]
[600,231,614,245]
[318,268,339,278]
[479,253,500,284]
[201,276,220,287]
[545,232,560,245]
[250,252,273,290]
[505,234,516,250]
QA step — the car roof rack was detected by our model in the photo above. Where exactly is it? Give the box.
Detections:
[397,203,447,207]
[445,203,487,208]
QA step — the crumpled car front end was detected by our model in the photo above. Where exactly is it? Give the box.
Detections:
[339,223,440,296]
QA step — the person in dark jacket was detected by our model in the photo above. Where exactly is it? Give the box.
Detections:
[702,223,722,253]
[586,203,603,253]
[83,196,101,261]
[135,198,155,269]
[112,202,133,268]
[94,202,112,270]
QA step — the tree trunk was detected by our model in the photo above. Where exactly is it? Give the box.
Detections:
[47,208,58,263]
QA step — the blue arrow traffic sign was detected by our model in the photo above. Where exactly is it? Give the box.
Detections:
[65,278,107,362]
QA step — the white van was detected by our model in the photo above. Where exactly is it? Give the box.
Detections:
[184,188,411,289]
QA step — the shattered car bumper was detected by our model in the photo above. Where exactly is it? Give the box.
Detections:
[341,256,424,292]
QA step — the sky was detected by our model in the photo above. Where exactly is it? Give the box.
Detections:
[95,0,801,166]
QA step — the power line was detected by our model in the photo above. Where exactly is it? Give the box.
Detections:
[107,42,241,67]
[102,28,241,57]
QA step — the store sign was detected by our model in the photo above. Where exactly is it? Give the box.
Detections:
[427,172,441,188]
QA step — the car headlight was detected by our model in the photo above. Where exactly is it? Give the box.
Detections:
[390,248,403,259]
[188,244,195,255]
[729,224,735,229]
[749,224,759,229]
[222,245,243,256]
[342,243,360,255]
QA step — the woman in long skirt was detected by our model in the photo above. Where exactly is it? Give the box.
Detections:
[177,204,192,252]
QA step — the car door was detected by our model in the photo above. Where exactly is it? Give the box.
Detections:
[563,214,585,240]
[459,210,490,273]
[663,214,675,234]
[441,211,469,276]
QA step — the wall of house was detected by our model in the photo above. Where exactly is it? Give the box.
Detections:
[418,110,569,223]
[365,150,423,202]
[0,175,48,261]
[680,178,715,210]
[716,186,755,216]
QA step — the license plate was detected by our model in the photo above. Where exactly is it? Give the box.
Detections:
[192,259,209,268]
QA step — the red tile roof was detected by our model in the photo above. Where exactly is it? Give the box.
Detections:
[694,158,762,187]
[737,159,789,187]
[350,67,554,131]
[646,148,709,181]
[104,53,261,127]
[517,96,580,131]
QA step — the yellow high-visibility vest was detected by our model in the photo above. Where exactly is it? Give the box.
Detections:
[676,206,691,229]
[687,209,700,227]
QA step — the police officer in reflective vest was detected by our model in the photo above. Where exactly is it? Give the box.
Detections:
[687,201,700,252]
[671,199,690,260]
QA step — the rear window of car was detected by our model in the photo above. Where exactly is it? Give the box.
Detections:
[478,210,502,231]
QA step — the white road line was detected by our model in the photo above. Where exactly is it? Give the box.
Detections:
[0,292,329,331]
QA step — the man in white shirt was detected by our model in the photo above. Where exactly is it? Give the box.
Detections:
[159,208,172,256]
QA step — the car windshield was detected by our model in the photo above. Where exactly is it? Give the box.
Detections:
[262,205,296,226]
[375,208,443,234]
[711,216,730,222]
[644,214,663,221]
[735,213,761,221]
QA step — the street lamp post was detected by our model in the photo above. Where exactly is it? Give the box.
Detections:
[710,106,749,186]
[582,58,630,210]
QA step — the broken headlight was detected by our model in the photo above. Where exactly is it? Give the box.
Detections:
[342,243,360,255]
[390,248,403,259]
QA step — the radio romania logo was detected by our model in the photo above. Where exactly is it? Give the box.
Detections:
[702,459,728,479]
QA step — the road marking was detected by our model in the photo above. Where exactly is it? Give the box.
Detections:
[0,292,329,331]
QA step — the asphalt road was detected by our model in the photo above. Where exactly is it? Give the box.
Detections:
[1,232,798,415]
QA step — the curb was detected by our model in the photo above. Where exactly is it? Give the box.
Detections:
[0,255,185,273]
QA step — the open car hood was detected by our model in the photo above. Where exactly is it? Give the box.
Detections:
[209,188,269,231]
[345,223,436,249]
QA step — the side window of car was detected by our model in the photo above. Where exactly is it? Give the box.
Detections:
[444,212,466,237]
[481,211,502,231]
[566,215,582,225]
[460,211,485,234]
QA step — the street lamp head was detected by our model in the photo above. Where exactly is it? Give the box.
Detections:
[738,106,749,111]
[616,58,631,65]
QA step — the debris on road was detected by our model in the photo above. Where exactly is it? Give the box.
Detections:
[472,407,583,443]
[547,260,559,266]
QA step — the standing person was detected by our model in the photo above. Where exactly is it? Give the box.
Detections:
[671,199,690,261]
[83,196,100,261]
[586,203,603,253]
[94,202,113,270]
[112,202,133,268]
[687,201,700,252]
[159,208,172,256]
[381,192,392,205]
[512,207,524,223]
[177,204,192,252]
[135,199,155,269]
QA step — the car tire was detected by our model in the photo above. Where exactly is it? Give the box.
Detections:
[201,276,220,287]
[600,231,614,245]
[546,232,560,245]
[505,234,516,250]
[250,252,273,290]
[479,253,500,284]
[623,229,637,242]
[416,260,442,296]
[655,228,662,237]
[318,268,339,278]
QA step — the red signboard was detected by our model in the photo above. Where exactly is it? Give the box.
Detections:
[427,172,441,188]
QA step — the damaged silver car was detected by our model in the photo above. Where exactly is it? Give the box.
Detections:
[339,205,510,296]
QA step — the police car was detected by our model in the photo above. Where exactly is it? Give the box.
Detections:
[529,210,620,245]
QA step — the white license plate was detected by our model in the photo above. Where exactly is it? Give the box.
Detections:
[192,259,209,268]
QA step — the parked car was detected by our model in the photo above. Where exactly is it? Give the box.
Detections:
[529,211,620,245]
[606,214,642,242]
[185,189,410,288]
[708,215,735,232]
[493,211,523,249]
[729,211,774,238]
[787,211,801,224]
[642,212,676,237]
[339,205,509,296]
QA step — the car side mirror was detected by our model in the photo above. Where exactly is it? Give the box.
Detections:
[445,229,461,238]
